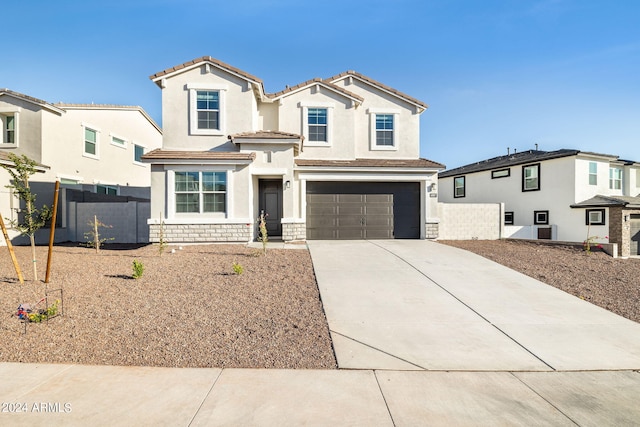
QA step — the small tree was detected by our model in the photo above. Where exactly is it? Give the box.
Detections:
[84,215,114,253]
[1,154,51,281]
[258,210,268,256]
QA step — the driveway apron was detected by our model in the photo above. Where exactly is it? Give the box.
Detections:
[307,240,640,371]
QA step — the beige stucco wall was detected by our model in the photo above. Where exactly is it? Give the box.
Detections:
[0,96,49,163]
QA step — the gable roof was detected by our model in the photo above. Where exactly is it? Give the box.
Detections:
[55,103,162,133]
[295,158,444,170]
[0,88,65,115]
[269,78,364,105]
[571,195,640,209]
[326,71,428,112]
[439,149,607,178]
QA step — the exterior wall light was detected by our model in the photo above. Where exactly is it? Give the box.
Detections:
[285,180,291,189]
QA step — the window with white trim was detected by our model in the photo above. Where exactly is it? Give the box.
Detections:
[609,167,622,190]
[522,163,540,191]
[308,108,327,142]
[586,209,605,225]
[588,162,597,185]
[175,171,226,214]
[188,85,227,135]
[454,176,465,198]
[83,126,99,158]
[134,144,145,163]
[0,112,18,145]
[375,114,394,146]
[111,135,126,148]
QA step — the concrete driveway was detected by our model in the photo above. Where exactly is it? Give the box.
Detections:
[308,239,640,371]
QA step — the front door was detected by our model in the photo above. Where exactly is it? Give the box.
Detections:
[631,214,640,256]
[259,179,283,238]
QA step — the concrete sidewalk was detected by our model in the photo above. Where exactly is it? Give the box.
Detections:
[308,240,640,371]
[2,362,639,425]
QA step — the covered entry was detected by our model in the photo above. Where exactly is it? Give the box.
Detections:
[306,182,420,239]
[631,214,640,256]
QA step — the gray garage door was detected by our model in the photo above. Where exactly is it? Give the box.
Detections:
[306,182,420,239]
[631,214,640,256]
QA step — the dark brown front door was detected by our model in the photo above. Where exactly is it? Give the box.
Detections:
[259,180,283,237]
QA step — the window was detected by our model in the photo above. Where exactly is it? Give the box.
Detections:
[134,144,145,163]
[175,171,226,214]
[505,211,514,225]
[609,167,622,190]
[491,168,510,179]
[375,114,394,146]
[307,108,327,142]
[196,91,219,130]
[0,112,17,145]
[522,164,540,191]
[589,162,597,185]
[534,210,549,225]
[111,135,126,148]
[586,209,605,225]
[454,176,465,198]
[188,84,227,135]
[84,127,98,158]
[96,184,118,195]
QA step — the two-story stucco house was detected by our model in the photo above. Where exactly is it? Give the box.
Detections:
[143,56,444,243]
[438,149,640,257]
[0,88,162,241]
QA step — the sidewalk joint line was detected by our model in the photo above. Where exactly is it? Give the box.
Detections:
[188,369,224,427]
[510,372,581,426]
[369,240,556,371]
[373,371,397,426]
[331,330,427,370]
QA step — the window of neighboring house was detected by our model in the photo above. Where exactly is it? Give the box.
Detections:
[505,211,514,225]
[586,209,605,225]
[609,167,622,190]
[175,171,226,214]
[492,168,510,179]
[134,144,145,163]
[111,135,126,148]
[83,126,99,158]
[522,164,540,191]
[589,162,598,185]
[375,114,394,146]
[1,112,17,145]
[308,108,328,142]
[96,184,118,195]
[454,176,465,198]
[534,210,549,225]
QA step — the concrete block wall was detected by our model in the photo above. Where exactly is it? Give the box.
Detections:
[68,201,149,244]
[149,223,252,243]
[437,203,502,240]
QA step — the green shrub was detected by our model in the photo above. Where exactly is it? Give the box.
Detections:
[132,260,144,279]
[232,262,244,275]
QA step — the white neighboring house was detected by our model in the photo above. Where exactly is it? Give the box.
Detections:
[0,89,162,242]
[438,149,640,257]
[143,56,444,243]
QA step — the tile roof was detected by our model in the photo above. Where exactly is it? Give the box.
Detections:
[439,149,583,178]
[141,149,255,162]
[326,71,428,110]
[150,56,263,85]
[0,88,65,114]
[0,151,49,170]
[571,195,640,208]
[55,103,162,133]
[269,78,364,103]
[229,130,302,140]
[295,158,444,169]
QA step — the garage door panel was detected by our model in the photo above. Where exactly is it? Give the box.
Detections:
[338,205,365,216]
[338,194,365,203]
[307,205,338,215]
[337,216,365,228]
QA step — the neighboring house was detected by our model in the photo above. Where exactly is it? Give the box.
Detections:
[439,149,640,257]
[0,89,162,242]
[143,56,444,243]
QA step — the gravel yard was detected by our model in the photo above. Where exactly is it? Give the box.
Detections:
[0,244,336,369]
[439,239,640,324]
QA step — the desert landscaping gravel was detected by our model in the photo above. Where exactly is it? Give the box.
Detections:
[440,239,640,324]
[0,244,336,369]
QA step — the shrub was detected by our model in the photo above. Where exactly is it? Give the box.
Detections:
[232,262,244,275]
[132,260,144,279]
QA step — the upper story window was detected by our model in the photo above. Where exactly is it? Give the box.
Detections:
[187,84,227,136]
[308,108,327,142]
[0,111,18,146]
[175,171,226,214]
[134,144,145,163]
[368,108,399,151]
[491,168,510,179]
[83,125,99,159]
[589,162,598,185]
[454,176,465,198]
[111,135,126,148]
[522,163,540,192]
[376,114,394,146]
[609,167,622,190]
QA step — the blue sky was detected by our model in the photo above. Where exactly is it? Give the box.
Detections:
[3,0,638,169]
